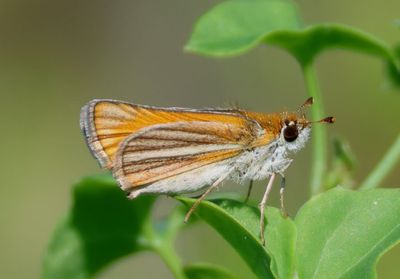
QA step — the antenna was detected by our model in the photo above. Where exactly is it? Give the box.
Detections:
[301,97,314,108]
[317,116,335,124]
[297,97,314,118]
[295,98,335,125]
[309,116,336,124]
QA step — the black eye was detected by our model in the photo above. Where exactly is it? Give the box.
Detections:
[283,125,298,142]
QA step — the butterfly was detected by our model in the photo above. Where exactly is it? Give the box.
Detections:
[80,98,334,245]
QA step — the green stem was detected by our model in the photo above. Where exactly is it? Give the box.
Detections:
[142,218,186,279]
[360,132,400,189]
[302,63,328,196]
[154,242,187,279]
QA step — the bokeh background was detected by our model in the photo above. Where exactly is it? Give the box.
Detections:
[1,0,399,278]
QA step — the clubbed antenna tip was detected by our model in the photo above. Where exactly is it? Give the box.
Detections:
[320,116,335,124]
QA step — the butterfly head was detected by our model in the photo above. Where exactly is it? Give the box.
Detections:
[279,97,335,152]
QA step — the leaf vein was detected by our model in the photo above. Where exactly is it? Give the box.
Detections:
[338,223,400,278]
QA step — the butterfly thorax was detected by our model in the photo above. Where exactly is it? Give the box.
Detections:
[230,111,311,182]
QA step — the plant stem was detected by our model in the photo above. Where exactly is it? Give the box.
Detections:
[360,132,400,189]
[154,242,187,279]
[302,63,328,196]
[142,218,186,279]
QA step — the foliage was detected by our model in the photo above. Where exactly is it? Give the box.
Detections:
[44,177,400,279]
[44,0,400,278]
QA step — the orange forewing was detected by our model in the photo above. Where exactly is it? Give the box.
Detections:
[80,100,267,169]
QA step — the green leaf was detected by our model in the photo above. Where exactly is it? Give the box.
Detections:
[43,174,156,279]
[265,207,296,279]
[184,263,238,279]
[325,137,357,190]
[178,197,296,279]
[267,24,395,65]
[186,0,399,76]
[332,137,356,171]
[295,187,400,279]
[386,44,400,89]
[185,0,301,57]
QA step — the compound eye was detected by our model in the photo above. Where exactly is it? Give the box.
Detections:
[283,125,298,142]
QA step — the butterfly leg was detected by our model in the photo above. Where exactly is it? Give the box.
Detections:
[279,175,288,218]
[184,167,235,223]
[244,180,254,203]
[259,172,276,246]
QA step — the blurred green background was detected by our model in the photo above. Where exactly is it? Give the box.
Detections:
[1,0,399,278]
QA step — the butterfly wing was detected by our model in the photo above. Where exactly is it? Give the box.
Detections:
[113,119,260,192]
[80,99,259,169]
[80,100,137,169]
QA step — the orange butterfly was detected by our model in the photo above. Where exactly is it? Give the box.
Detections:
[80,98,334,245]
